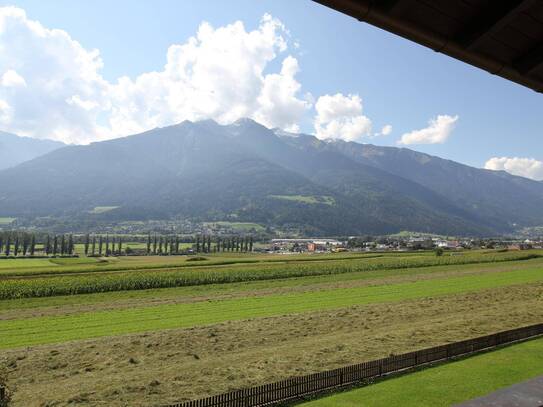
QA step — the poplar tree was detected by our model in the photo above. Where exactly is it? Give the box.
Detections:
[45,235,51,255]
[147,233,151,255]
[175,235,180,254]
[249,236,253,252]
[0,236,3,255]
[196,236,200,253]
[5,236,11,256]
[22,235,29,256]
[158,237,163,254]
[98,235,103,256]
[105,235,110,256]
[84,234,90,256]
[30,235,36,256]
[207,236,211,253]
[91,235,96,256]
[14,236,20,256]
[53,235,58,256]
[153,235,157,255]
[68,235,73,255]
[60,235,66,255]
[118,236,122,255]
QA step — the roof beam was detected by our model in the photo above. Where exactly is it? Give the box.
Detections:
[456,0,535,50]
[514,42,543,74]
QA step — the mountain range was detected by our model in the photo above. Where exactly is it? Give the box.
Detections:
[0,131,65,170]
[1,119,542,236]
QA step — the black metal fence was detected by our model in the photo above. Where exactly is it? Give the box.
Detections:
[165,322,543,407]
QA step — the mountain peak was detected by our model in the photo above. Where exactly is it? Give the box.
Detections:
[231,117,266,128]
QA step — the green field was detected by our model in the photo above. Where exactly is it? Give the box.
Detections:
[1,250,543,406]
[269,194,335,205]
[303,337,543,406]
[2,265,543,349]
[88,206,120,214]
[1,250,536,299]
[204,221,265,232]
[0,217,15,225]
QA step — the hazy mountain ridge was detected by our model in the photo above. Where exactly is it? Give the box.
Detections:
[0,131,66,170]
[0,119,541,236]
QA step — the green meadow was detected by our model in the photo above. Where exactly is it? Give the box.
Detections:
[304,337,543,406]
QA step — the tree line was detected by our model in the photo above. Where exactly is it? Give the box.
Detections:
[0,231,74,257]
[0,231,255,258]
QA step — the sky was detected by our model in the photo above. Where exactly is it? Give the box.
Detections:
[0,0,542,180]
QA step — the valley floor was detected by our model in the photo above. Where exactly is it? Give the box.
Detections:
[1,251,543,406]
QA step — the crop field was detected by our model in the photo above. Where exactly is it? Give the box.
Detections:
[303,336,543,406]
[1,250,543,406]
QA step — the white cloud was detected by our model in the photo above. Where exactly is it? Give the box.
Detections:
[484,157,543,181]
[399,114,458,145]
[375,124,392,137]
[108,14,310,137]
[0,6,110,144]
[0,8,310,143]
[1,69,26,87]
[254,55,311,131]
[314,93,372,142]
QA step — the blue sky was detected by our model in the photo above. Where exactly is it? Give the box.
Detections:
[0,0,542,178]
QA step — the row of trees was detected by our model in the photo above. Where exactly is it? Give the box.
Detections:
[143,234,253,255]
[0,231,255,257]
[81,234,254,256]
[0,232,74,257]
[83,234,125,257]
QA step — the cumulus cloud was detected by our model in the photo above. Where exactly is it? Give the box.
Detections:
[0,6,110,144]
[0,8,310,143]
[484,157,543,181]
[399,114,458,145]
[314,93,372,142]
[1,69,26,87]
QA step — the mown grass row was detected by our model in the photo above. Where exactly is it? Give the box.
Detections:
[0,251,538,300]
[3,266,543,349]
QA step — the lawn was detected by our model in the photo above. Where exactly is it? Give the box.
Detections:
[303,337,543,407]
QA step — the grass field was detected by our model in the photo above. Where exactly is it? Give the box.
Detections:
[1,250,542,406]
[88,206,119,214]
[303,337,543,406]
[203,221,265,232]
[0,217,15,225]
[269,194,335,205]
